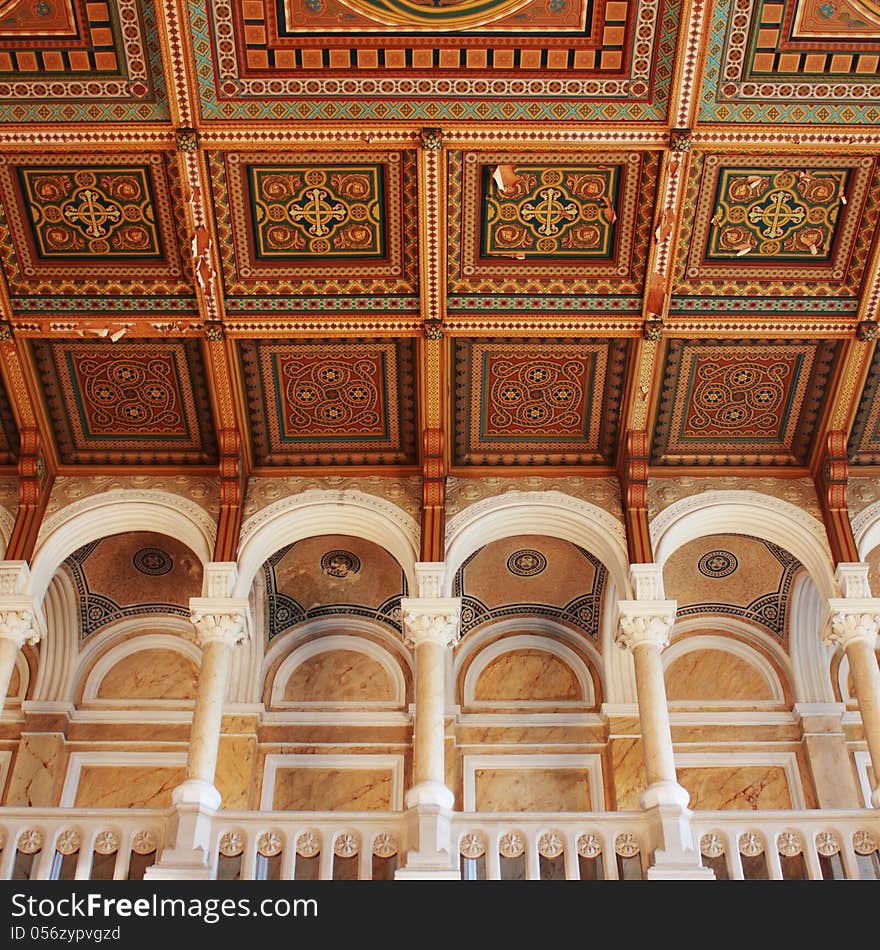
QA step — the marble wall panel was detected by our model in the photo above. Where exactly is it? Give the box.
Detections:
[73,766,184,809]
[272,768,392,811]
[677,765,792,810]
[5,734,64,806]
[666,649,774,702]
[283,650,395,703]
[215,735,257,810]
[474,768,591,812]
[96,648,199,700]
[474,649,581,702]
[609,737,645,810]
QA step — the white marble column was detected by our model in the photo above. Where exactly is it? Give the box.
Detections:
[824,584,880,807]
[147,564,251,880]
[174,605,249,810]
[615,564,712,879]
[395,579,461,879]
[0,562,44,712]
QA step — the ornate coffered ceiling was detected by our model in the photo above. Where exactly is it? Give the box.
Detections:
[0,0,877,560]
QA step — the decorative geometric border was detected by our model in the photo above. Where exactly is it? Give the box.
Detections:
[700,0,880,124]
[449,150,658,295]
[187,0,680,122]
[0,151,189,295]
[31,338,219,465]
[848,341,880,466]
[453,543,607,639]
[209,149,417,296]
[239,337,418,466]
[0,0,169,123]
[674,153,880,297]
[676,538,801,640]
[453,337,629,466]
[651,338,841,466]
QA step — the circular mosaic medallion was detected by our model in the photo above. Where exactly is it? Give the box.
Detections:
[321,550,361,578]
[506,549,547,577]
[132,547,173,576]
[698,550,738,579]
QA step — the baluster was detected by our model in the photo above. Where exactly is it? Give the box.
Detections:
[563,832,579,880]
[240,837,257,881]
[318,837,333,880]
[765,836,784,880]
[358,840,372,880]
[525,833,540,880]
[840,836,861,881]
[113,839,132,880]
[601,831,619,880]
[726,833,744,880]
[74,836,93,880]
[280,832,296,881]
[802,834,823,880]
[0,828,16,880]
[485,832,501,880]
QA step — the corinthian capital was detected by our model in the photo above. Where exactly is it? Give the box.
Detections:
[401,597,461,648]
[0,608,41,648]
[615,599,677,651]
[824,609,880,650]
[189,596,251,647]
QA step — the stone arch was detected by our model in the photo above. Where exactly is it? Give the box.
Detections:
[235,489,419,599]
[444,490,630,598]
[650,490,835,600]
[29,490,215,604]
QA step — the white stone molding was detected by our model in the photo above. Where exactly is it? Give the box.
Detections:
[31,569,78,704]
[30,489,215,603]
[788,572,835,704]
[600,578,637,705]
[615,601,677,652]
[60,751,187,808]
[853,499,880,562]
[260,616,413,711]
[836,563,873,599]
[268,633,407,709]
[649,489,835,600]
[414,562,445,599]
[235,488,419,598]
[823,602,880,650]
[629,563,666,601]
[460,631,595,709]
[401,598,462,649]
[853,751,874,808]
[79,630,201,706]
[443,490,630,599]
[461,754,605,812]
[662,630,786,705]
[0,563,45,651]
[674,751,806,809]
[259,754,404,811]
[189,599,252,647]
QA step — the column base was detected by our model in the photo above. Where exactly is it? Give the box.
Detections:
[404,781,455,810]
[641,794,715,881]
[172,778,222,810]
[395,800,459,877]
[145,785,220,880]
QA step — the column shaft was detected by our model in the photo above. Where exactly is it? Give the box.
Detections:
[631,640,677,788]
[412,637,446,788]
[186,637,234,786]
[846,636,880,793]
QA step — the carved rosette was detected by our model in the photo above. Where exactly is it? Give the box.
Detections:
[537,832,564,859]
[219,831,244,857]
[0,608,41,648]
[776,831,802,857]
[853,830,877,855]
[498,832,525,859]
[296,831,321,858]
[257,832,283,858]
[577,833,602,859]
[614,832,640,858]
[700,833,725,859]
[17,829,43,854]
[131,830,158,855]
[333,832,359,858]
[815,831,840,857]
[371,833,398,858]
[459,832,486,859]
[56,829,81,855]
[738,832,764,857]
[190,608,249,647]
[93,830,120,855]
